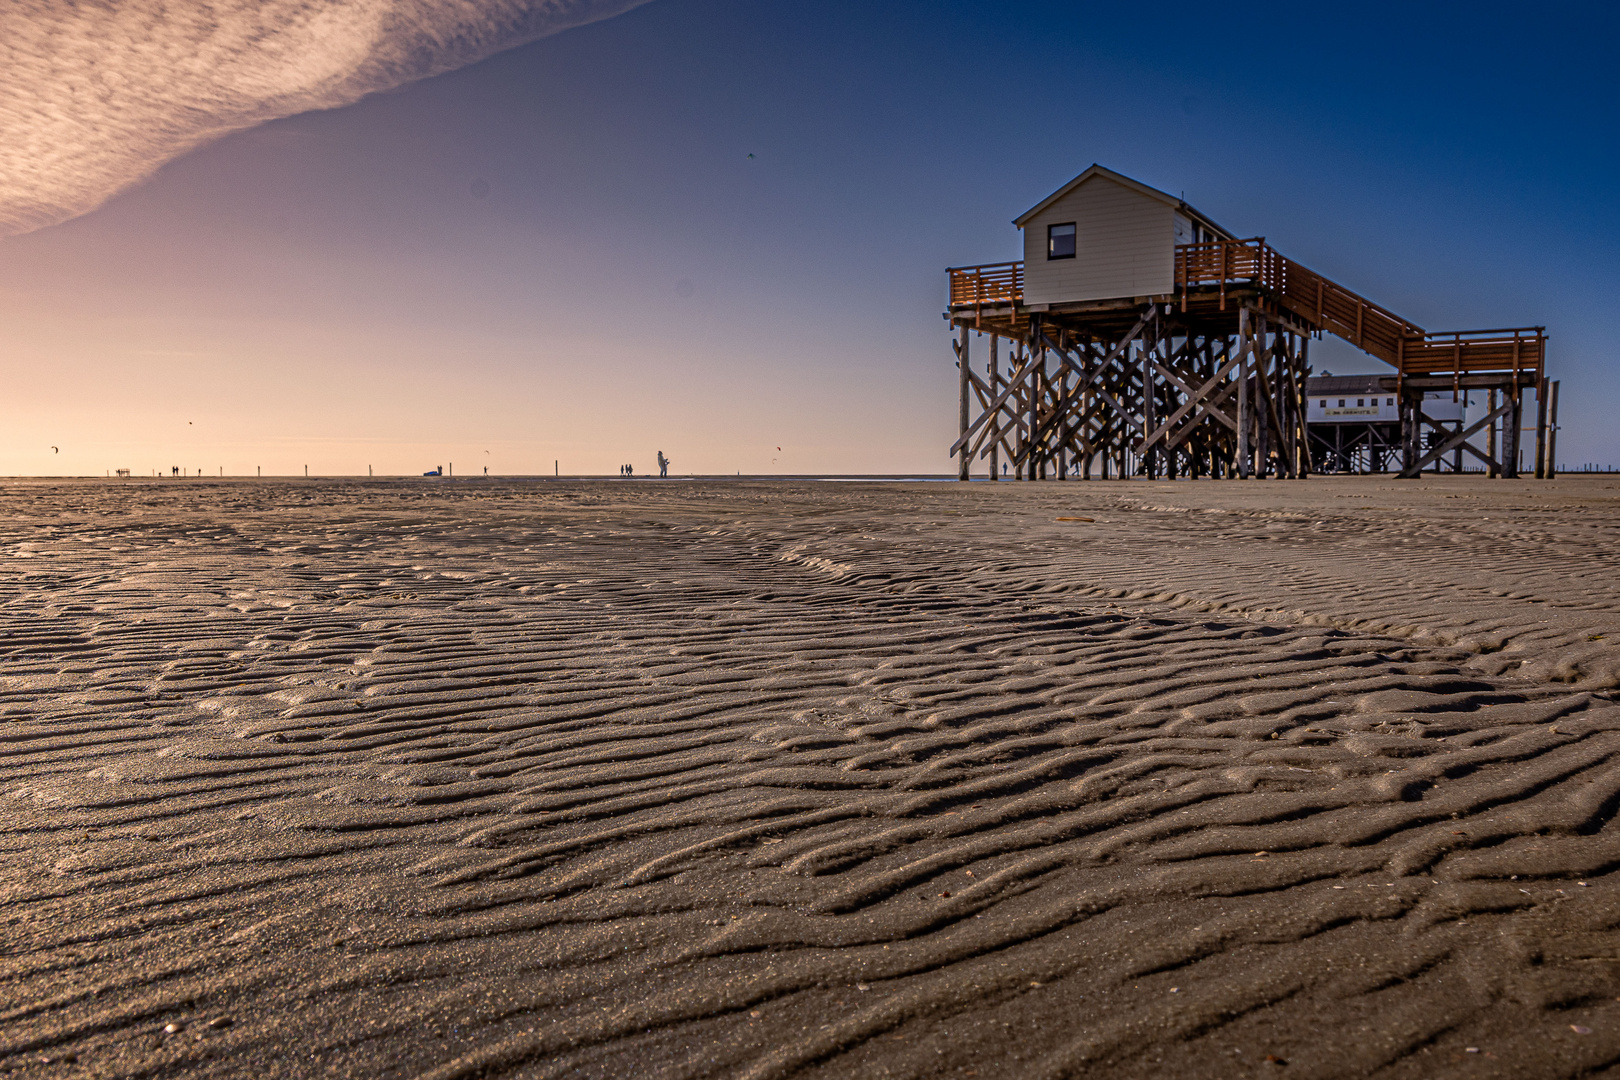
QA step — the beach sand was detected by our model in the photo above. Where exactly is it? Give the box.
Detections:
[3,475,1619,1078]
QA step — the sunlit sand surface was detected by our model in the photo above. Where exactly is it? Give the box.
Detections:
[4,476,1619,1078]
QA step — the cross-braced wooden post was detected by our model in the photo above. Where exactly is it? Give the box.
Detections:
[947,240,1544,482]
[1546,380,1560,479]
[987,335,1000,481]
[955,326,970,481]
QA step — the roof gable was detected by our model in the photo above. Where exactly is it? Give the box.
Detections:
[1013,164,1234,240]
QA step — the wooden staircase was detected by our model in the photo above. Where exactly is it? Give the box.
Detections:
[1175,239,1545,383]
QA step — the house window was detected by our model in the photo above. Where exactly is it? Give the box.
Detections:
[1357,399,1365,407]
[1319,400,1327,408]
[1048,223,1076,260]
[1386,398,1394,406]
[1338,399,1346,407]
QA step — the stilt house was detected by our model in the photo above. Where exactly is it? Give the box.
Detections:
[946,166,1555,480]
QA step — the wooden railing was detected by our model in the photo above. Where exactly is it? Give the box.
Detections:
[947,243,1544,378]
[946,261,1022,307]
[1175,239,1423,368]
[1397,327,1546,380]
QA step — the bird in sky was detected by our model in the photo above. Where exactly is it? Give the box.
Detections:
[746,153,755,160]
[50,446,58,453]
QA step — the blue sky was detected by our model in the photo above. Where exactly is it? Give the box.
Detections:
[2,0,1613,475]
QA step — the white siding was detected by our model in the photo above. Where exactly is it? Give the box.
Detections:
[1173,212,1193,246]
[1021,177,1174,305]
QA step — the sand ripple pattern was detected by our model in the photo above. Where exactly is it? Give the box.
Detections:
[2,477,1619,1078]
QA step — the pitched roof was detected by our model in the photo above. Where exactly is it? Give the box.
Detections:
[1012,164,1234,239]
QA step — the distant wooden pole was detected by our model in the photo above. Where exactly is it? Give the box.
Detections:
[1060,363,1072,480]
[957,325,971,480]
[988,335,1000,481]
[1255,317,1271,478]
[1398,392,1415,477]
[1503,387,1521,479]
[1014,341,1026,480]
[1534,374,1549,479]
[1546,380,1560,478]
[1028,328,1042,481]
[1486,388,1498,477]
[1235,309,1251,479]
[1143,313,1158,480]
[1294,334,1312,477]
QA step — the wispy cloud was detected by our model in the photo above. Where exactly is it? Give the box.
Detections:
[0,0,652,235]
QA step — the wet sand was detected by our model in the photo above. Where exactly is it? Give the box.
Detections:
[3,475,1619,1079]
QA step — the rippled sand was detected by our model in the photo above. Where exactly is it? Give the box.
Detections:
[4,475,1619,1078]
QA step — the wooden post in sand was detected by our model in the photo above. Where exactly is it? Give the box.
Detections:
[1502,388,1521,479]
[1486,389,1499,477]
[1027,330,1042,481]
[1013,341,1027,480]
[1235,309,1251,479]
[1399,392,1416,477]
[1253,315,1270,478]
[1534,374,1549,479]
[988,335,1000,481]
[1545,380,1560,479]
[1142,315,1158,480]
[956,326,971,480]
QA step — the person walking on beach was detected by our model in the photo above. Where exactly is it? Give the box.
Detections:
[656,451,669,478]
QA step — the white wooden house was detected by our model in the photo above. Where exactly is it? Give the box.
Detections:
[1013,164,1234,309]
[946,165,1551,481]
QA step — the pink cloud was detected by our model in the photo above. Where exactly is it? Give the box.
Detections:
[0,0,652,234]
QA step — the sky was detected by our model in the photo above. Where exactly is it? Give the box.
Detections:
[1,0,1615,477]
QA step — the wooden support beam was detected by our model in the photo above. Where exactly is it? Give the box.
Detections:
[956,327,970,481]
[988,335,1000,481]
[1290,334,1313,477]
[1041,335,1137,430]
[1486,388,1499,478]
[949,346,1042,456]
[1028,334,1043,480]
[1402,398,1512,476]
[1534,374,1549,479]
[1250,343,1292,479]
[1236,308,1252,479]
[1141,351,1243,450]
[1142,325,1157,479]
[1546,380,1560,479]
[1503,389,1522,478]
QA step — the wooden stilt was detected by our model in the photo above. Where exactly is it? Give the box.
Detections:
[988,335,1000,481]
[1235,309,1252,479]
[1486,388,1499,477]
[1534,374,1549,479]
[1546,380,1560,479]
[956,326,971,480]
[1143,311,1159,480]
[1503,388,1521,479]
[1029,338,1042,481]
[946,270,1547,487]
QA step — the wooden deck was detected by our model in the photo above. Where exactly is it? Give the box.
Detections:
[947,240,1545,381]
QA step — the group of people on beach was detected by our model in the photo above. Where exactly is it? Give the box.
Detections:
[621,452,671,478]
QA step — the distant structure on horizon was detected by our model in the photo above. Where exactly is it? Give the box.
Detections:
[945,165,1556,480]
